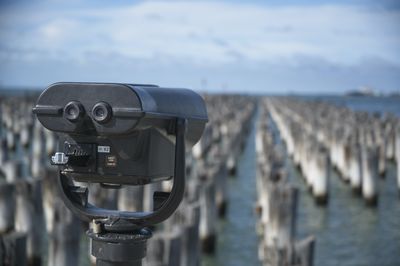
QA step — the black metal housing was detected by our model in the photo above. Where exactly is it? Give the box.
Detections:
[33,82,208,185]
[32,82,208,266]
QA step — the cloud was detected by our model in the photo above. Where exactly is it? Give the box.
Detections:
[2,53,399,94]
[0,1,399,91]
[2,2,399,64]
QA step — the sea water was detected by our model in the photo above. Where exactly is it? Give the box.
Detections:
[204,96,400,266]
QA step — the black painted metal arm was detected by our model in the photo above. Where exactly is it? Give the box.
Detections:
[57,118,186,229]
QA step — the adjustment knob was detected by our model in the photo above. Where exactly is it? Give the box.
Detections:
[92,102,112,123]
[51,152,69,165]
[64,101,85,122]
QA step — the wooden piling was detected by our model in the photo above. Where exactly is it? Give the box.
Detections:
[0,182,15,234]
[47,199,81,266]
[294,236,315,266]
[42,168,58,234]
[180,203,201,266]
[396,125,400,193]
[14,178,43,265]
[146,234,165,266]
[212,162,228,218]
[20,126,31,149]
[199,179,217,254]
[312,147,329,205]
[6,131,15,151]
[377,130,387,177]
[361,145,378,206]
[0,232,27,266]
[349,142,362,194]
[118,186,144,211]
[88,183,118,210]
[0,138,9,164]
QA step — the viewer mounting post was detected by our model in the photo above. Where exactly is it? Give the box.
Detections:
[33,82,208,265]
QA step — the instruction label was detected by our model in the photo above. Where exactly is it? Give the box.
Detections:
[97,146,110,153]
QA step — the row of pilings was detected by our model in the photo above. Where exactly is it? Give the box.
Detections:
[267,97,400,206]
[146,94,256,265]
[0,93,82,266]
[255,99,315,266]
[0,92,256,266]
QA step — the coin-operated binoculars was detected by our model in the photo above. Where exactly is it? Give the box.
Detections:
[33,82,208,266]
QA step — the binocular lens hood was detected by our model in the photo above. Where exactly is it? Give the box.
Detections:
[33,82,208,146]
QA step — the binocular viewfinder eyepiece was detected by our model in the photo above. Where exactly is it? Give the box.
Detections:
[64,101,85,122]
[33,82,208,185]
[92,102,112,123]
[64,100,113,124]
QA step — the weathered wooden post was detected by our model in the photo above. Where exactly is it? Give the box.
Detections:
[20,126,31,149]
[312,147,329,205]
[349,142,362,194]
[88,183,118,210]
[43,168,82,266]
[146,234,165,266]
[384,121,395,160]
[145,227,185,266]
[31,129,44,178]
[42,168,57,234]
[192,124,212,160]
[376,128,387,177]
[264,179,297,251]
[226,154,237,176]
[6,130,16,151]
[143,182,163,212]
[165,228,182,266]
[14,178,43,265]
[47,199,81,266]
[199,179,217,254]
[213,162,228,217]
[0,232,27,266]
[180,203,201,266]
[0,182,15,234]
[118,186,144,211]
[361,145,378,206]
[396,125,400,193]
[3,161,19,183]
[0,138,9,165]
[44,129,56,156]
[294,236,315,266]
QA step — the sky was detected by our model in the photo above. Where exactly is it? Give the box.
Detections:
[0,0,399,94]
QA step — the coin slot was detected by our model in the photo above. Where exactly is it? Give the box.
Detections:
[105,155,117,167]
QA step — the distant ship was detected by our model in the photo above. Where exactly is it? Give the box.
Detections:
[345,86,377,97]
